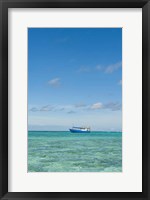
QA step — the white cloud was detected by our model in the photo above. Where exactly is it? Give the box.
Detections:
[48,78,60,87]
[91,102,103,110]
[56,104,74,112]
[103,102,122,111]
[40,105,54,111]
[76,61,121,74]
[29,102,121,113]
[29,107,39,112]
[105,61,122,73]
[75,102,86,108]
[95,65,103,71]
[67,110,76,114]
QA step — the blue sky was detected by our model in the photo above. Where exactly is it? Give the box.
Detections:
[28,28,122,131]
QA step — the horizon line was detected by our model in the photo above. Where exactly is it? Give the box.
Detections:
[28,130,122,132]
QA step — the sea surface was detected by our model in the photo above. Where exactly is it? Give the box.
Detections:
[28,131,122,172]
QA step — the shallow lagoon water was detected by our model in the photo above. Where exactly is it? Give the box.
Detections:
[28,131,122,172]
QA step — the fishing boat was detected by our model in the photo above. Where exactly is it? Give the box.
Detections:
[69,127,91,133]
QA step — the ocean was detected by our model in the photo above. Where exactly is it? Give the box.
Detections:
[28,131,122,172]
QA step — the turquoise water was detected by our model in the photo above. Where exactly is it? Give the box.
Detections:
[28,131,122,172]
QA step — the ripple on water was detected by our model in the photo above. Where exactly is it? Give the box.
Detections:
[28,131,122,172]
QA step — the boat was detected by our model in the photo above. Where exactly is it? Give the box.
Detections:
[69,127,91,133]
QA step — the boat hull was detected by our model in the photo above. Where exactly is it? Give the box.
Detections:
[69,129,90,133]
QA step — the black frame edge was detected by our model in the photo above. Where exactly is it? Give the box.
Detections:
[142,1,149,198]
[0,0,3,198]
[0,0,148,8]
[0,1,150,200]
[146,1,150,200]
[1,1,8,200]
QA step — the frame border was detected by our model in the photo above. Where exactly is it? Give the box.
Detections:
[0,0,150,199]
